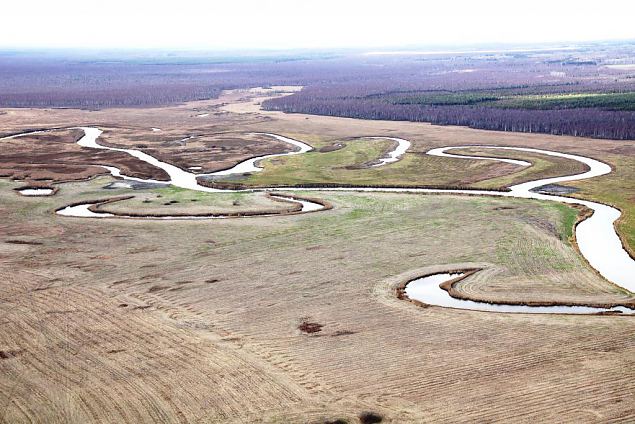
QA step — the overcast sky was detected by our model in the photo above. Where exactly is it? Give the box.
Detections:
[2,0,634,50]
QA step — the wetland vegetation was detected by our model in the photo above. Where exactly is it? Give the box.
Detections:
[1,42,633,423]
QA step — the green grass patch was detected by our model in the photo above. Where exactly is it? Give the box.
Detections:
[237,138,400,186]
[388,90,635,111]
[493,92,635,111]
[550,203,579,242]
[564,154,635,257]
[390,91,499,106]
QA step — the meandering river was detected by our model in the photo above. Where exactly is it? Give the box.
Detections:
[7,126,633,312]
[57,193,324,219]
[405,272,634,315]
[367,137,411,166]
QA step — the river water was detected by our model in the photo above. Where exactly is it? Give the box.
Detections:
[405,272,634,315]
[36,126,635,308]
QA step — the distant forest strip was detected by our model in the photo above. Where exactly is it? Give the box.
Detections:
[389,91,635,111]
[0,86,222,109]
[263,93,635,140]
[0,54,336,109]
[1,45,634,138]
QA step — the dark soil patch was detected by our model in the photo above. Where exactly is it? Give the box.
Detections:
[0,349,22,360]
[298,320,323,334]
[5,239,43,245]
[331,330,356,337]
[358,412,383,423]
[319,142,346,153]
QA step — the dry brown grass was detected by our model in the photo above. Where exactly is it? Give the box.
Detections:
[96,191,297,216]
[1,177,634,422]
[1,90,634,422]
[0,129,169,183]
[99,129,295,174]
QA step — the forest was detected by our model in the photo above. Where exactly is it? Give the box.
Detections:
[262,45,635,140]
[1,43,634,139]
[264,93,635,139]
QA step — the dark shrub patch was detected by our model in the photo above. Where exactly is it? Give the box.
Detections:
[298,320,323,334]
[0,350,22,359]
[358,412,383,424]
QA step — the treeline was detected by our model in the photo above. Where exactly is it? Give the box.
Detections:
[493,92,635,111]
[0,58,307,109]
[388,91,635,111]
[263,96,635,140]
[2,45,634,141]
[3,49,625,109]
[0,85,222,109]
